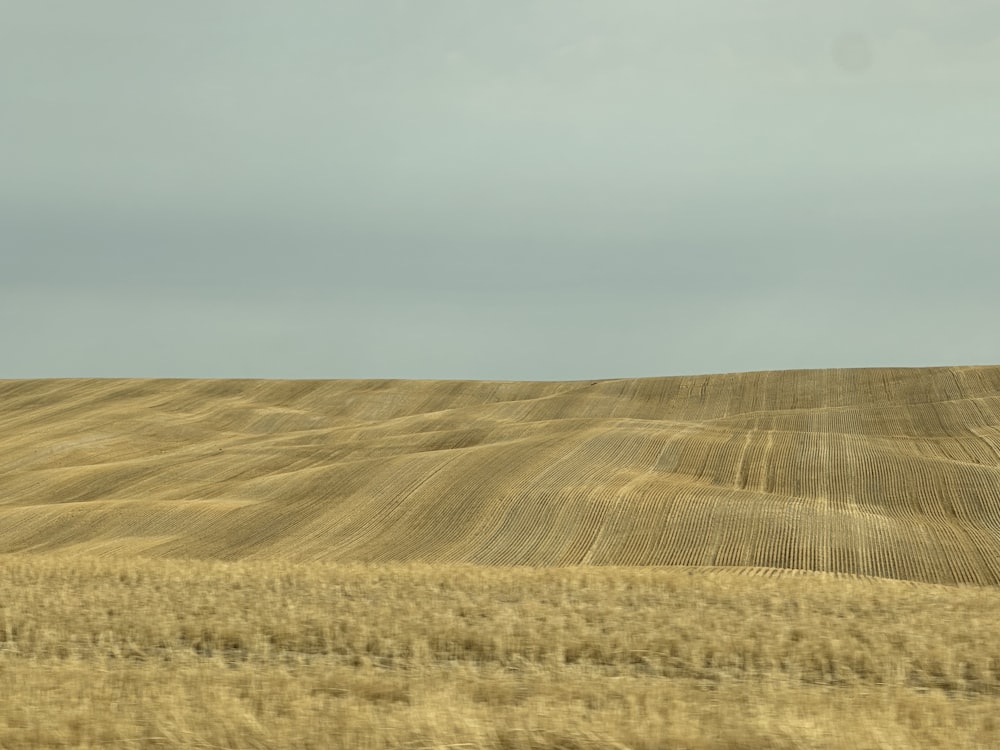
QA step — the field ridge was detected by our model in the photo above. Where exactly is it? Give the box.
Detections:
[2,366,1000,584]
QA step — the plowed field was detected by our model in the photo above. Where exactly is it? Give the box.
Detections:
[3,367,999,584]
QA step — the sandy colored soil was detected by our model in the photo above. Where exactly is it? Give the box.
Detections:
[2,367,1000,582]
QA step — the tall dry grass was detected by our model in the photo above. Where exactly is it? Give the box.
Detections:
[2,554,999,748]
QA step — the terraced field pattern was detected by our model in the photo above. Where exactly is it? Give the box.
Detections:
[3,366,1000,585]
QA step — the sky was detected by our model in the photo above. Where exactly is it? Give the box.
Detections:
[3,1,999,380]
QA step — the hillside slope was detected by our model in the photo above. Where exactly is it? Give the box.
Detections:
[2,367,999,583]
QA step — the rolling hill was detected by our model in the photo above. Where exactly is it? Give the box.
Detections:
[2,367,1000,584]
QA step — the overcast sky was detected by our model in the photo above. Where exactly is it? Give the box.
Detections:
[3,1,999,380]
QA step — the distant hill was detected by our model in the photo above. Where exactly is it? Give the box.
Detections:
[2,367,999,584]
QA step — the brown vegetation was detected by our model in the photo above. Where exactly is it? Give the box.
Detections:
[2,556,999,748]
[2,367,1000,582]
[2,367,1000,747]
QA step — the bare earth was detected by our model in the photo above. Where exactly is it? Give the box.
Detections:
[2,367,999,748]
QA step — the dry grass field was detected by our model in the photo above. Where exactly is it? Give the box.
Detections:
[3,557,1000,749]
[2,367,1000,748]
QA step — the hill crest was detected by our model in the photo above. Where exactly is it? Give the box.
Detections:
[2,366,999,584]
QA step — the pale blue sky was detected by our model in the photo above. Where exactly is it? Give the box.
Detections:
[3,1,998,379]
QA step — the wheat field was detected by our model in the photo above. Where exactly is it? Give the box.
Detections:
[2,367,1000,748]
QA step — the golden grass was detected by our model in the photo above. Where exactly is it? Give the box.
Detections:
[2,555,999,748]
[3,368,1000,747]
[3,368,1000,582]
